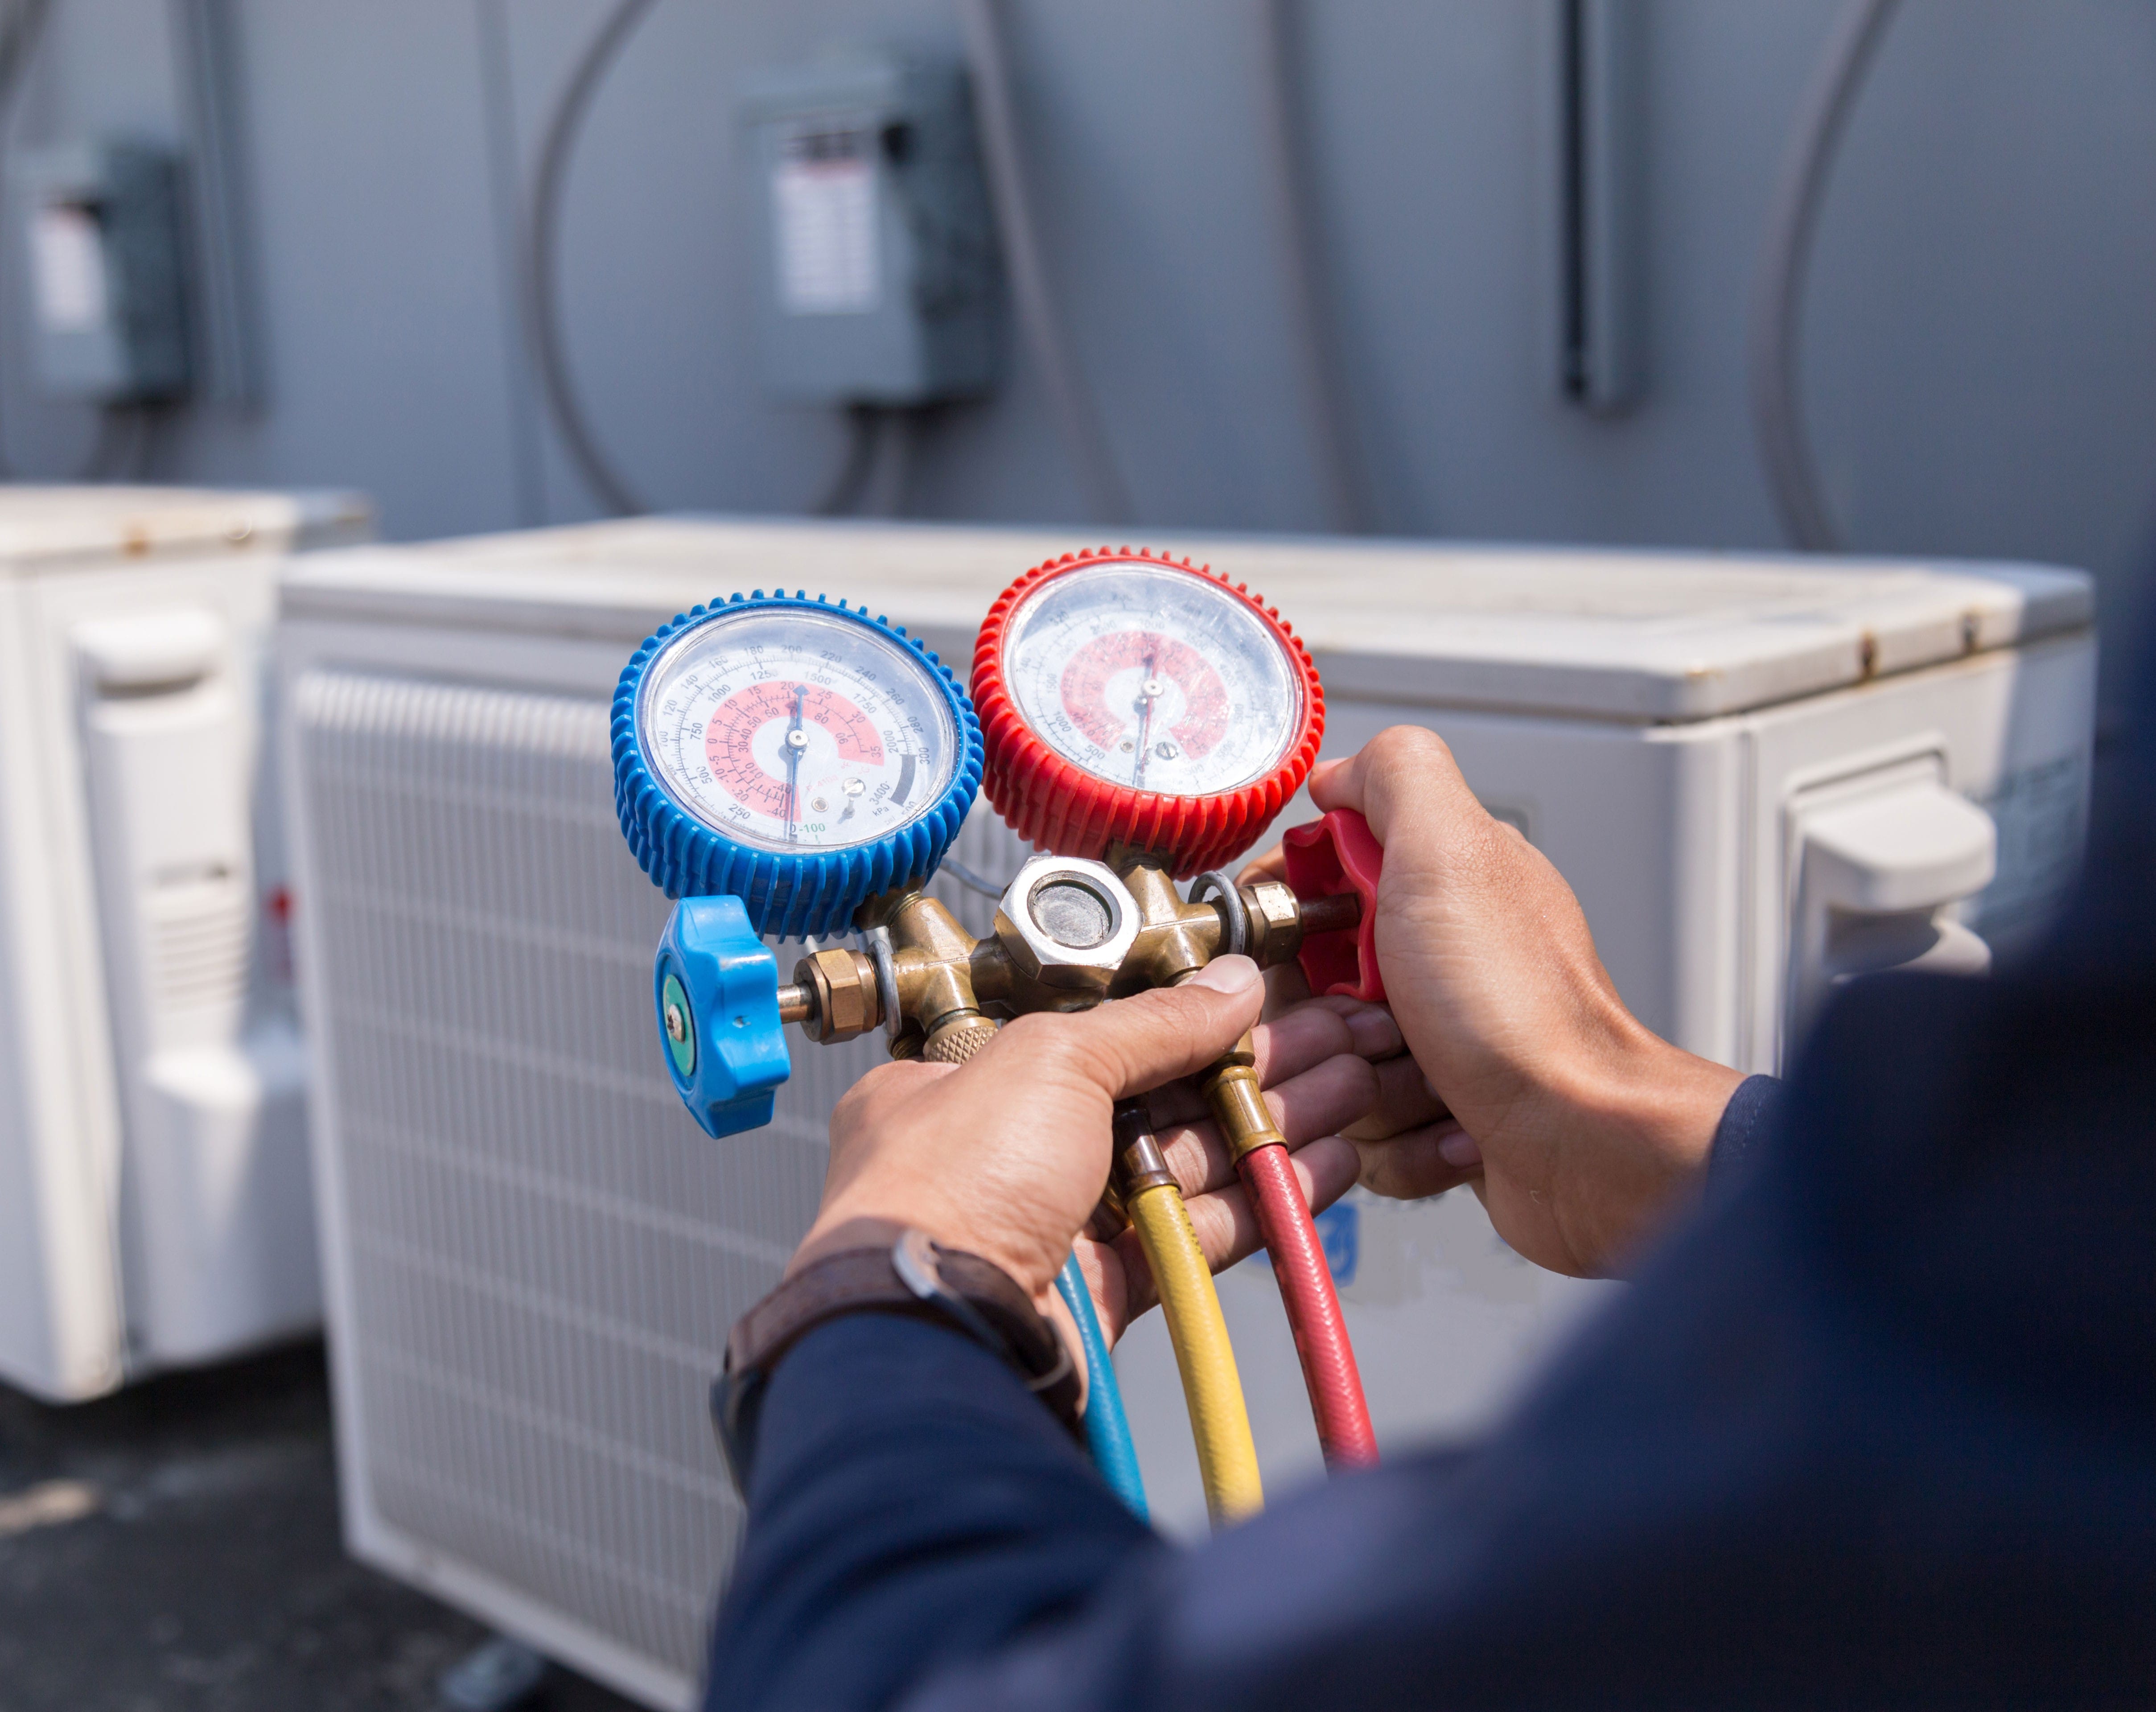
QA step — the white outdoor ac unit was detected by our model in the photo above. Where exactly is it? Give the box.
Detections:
[279,518,2093,1708]
[0,484,371,1402]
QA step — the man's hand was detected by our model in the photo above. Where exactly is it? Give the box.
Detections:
[787,956,1395,1358]
[1247,727,1743,1277]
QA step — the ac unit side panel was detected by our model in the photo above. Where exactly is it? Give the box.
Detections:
[1312,698,1715,1049]
[60,556,331,1376]
[1737,635,2096,1072]
[0,579,125,1397]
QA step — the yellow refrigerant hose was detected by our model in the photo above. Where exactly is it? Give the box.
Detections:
[1127,1179,1264,1523]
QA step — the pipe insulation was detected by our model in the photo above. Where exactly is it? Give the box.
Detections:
[1748,0,1901,552]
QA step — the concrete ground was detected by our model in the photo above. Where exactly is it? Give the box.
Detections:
[0,1343,644,1712]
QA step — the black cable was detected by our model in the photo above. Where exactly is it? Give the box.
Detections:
[812,404,881,517]
[523,0,660,517]
[1749,0,1901,552]
[523,0,909,523]
[77,404,139,481]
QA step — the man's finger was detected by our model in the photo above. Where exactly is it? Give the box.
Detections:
[1308,726,1481,847]
[1181,1135,1362,1273]
[1236,845,1287,885]
[1354,1119,1481,1202]
[1105,1130,1364,1326]
[1260,959,1313,1019]
[1341,1053,1448,1141]
[1153,1051,1377,1198]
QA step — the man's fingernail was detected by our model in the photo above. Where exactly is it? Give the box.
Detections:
[1437,1128,1481,1168]
[1189,955,1261,994]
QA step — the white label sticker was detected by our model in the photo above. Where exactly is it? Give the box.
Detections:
[770,125,879,316]
[31,203,108,333]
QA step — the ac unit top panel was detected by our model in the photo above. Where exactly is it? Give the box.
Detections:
[0,486,372,576]
[279,516,2092,724]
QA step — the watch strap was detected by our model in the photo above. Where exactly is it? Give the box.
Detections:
[715,1236,1082,1494]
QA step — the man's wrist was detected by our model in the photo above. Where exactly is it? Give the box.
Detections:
[1548,1025,1747,1268]
[787,1213,907,1280]
[723,1230,1083,1492]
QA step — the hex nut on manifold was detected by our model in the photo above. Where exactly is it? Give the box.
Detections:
[1244,880,1301,960]
[796,947,880,1043]
[994,856,1140,996]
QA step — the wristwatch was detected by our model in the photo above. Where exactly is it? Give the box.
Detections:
[713,1228,1082,1494]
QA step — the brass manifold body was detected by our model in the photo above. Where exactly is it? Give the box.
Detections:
[773,846,1362,1203]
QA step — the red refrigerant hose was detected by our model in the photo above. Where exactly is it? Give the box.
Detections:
[1237,1140,1379,1468]
[1255,805,1396,1467]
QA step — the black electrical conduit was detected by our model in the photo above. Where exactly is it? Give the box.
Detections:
[529,0,1365,533]
[522,0,880,519]
[1748,0,1901,552]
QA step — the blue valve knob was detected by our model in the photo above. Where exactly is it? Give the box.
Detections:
[654,895,791,1138]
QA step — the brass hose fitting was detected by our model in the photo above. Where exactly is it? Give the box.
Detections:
[1112,1096,1178,1198]
[1199,1031,1289,1161]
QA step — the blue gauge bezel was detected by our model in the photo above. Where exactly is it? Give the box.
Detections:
[611,591,983,940]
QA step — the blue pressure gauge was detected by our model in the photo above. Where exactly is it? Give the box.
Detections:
[613,593,982,1135]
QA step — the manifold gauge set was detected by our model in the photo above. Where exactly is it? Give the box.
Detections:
[613,548,1387,1523]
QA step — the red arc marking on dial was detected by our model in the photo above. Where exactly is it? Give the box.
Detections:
[704,681,884,817]
[1058,630,1226,759]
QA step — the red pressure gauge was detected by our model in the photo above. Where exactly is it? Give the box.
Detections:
[971,547,1325,876]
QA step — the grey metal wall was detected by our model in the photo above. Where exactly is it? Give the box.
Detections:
[6,2,2154,707]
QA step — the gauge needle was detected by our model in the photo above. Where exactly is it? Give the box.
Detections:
[1132,652,1159,788]
[782,684,807,844]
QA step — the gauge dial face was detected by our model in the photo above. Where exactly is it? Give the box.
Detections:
[1001,562,1303,797]
[638,607,956,853]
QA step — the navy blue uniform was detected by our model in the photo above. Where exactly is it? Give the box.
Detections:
[706,668,2156,1711]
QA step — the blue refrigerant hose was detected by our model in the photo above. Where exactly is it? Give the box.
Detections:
[1055,1252,1148,1519]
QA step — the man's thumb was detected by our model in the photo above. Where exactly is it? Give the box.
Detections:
[1067,955,1266,1098]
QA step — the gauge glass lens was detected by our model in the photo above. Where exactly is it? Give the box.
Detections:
[638,608,955,852]
[1003,564,1302,796]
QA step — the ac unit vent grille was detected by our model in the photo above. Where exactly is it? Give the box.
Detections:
[293,666,1033,1696]
[293,668,893,1683]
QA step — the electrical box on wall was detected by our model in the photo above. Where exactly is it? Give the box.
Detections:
[12,140,191,405]
[740,54,999,406]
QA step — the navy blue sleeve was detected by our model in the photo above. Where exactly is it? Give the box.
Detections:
[705,1313,1155,1712]
[1706,1070,1782,1193]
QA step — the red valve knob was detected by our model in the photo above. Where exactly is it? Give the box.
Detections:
[1281,809,1384,1002]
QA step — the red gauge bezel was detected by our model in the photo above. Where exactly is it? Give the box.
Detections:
[970,546,1326,877]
